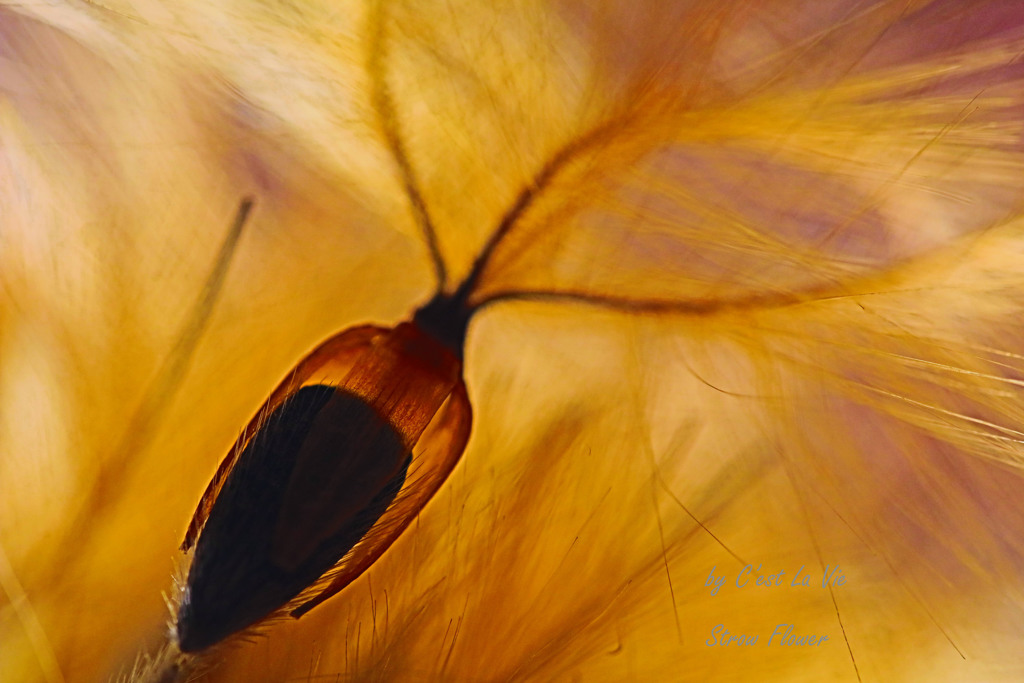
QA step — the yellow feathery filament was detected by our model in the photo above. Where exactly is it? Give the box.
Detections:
[4,1,1024,682]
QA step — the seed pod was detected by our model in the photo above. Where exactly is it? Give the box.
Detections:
[177,321,471,652]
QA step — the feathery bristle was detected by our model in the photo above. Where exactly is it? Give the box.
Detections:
[4,2,1024,682]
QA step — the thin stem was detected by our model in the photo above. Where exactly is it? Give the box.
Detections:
[0,540,63,683]
[368,0,447,291]
[474,284,853,317]
[47,198,254,583]
[452,116,630,309]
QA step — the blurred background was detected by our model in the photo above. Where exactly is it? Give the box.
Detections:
[3,1,1024,680]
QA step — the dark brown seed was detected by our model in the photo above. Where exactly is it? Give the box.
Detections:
[177,384,409,653]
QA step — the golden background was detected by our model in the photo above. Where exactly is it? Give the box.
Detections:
[3,1,1024,680]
